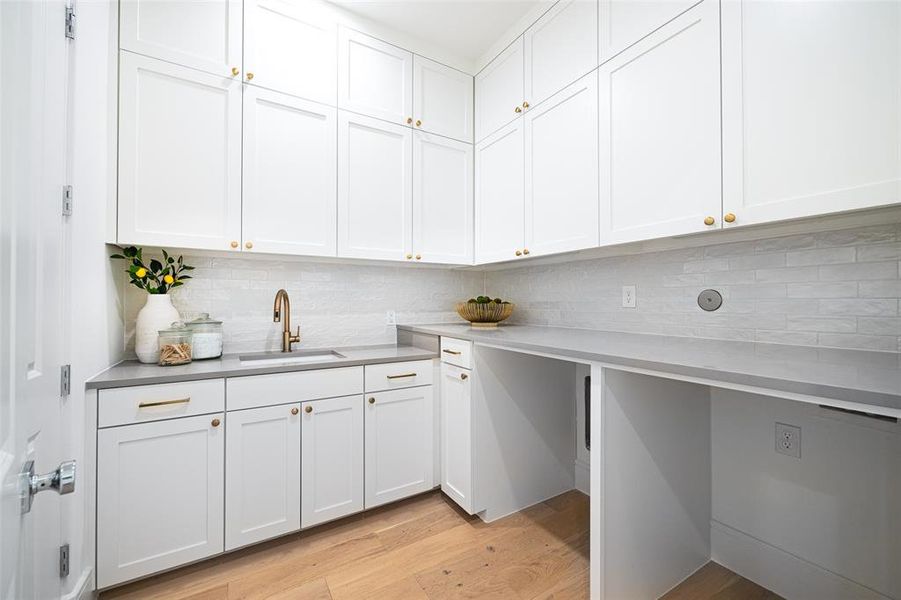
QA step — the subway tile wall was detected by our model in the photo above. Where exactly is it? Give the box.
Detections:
[485,223,901,352]
[123,222,901,355]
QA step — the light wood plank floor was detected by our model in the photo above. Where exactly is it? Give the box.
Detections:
[101,490,780,600]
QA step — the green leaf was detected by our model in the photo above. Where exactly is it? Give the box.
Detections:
[149,259,163,272]
[110,254,126,260]
[179,275,192,280]
[123,246,137,258]
[162,248,169,261]
[182,265,195,270]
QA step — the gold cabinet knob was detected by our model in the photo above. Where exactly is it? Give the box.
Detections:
[230,241,239,249]
[368,397,376,404]
[406,117,413,124]
[515,249,522,256]
[522,101,530,109]
[415,120,422,127]
[522,248,530,255]
[304,406,312,414]
[724,213,736,223]
[211,418,221,428]
[405,253,413,260]
[704,216,715,226]
[231,67,240,76]
[246,72,254,80]
[514,106,522,113]
[461,373,468,380]
[245,241,253,249]
[291,407,299,415]
[415,254,421,260]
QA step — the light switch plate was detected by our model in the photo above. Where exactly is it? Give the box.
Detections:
[622,285,636,308]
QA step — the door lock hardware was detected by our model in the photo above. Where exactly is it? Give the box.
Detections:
[20,460,76,514]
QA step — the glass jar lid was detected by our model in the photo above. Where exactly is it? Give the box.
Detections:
[159,321,191,336]
[188,312,222,326]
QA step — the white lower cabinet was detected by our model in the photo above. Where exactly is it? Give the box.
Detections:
[97,414,225,588]
[301,394,365,528]
[225,404,301,551]
[364,386,434,508]
[440,362,476,514]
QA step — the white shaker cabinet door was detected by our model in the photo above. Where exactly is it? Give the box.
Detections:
[243,87,337,257]
[413,132,474,265]
[440,363,475,514]
[120,0,241,77]
[722,0,901,228]
[97,414,225,588]
[364,386,435,509]
[598,0,699,64]
[475,37,525,142]
[338,111,413,261]
[244,0,337,104]
[474,120,525,264]
[338,28,413,125]
[301,395,364,528]
[225,404,301,551]
[598,0,721,245]
[524,0,598,109]
[118,52,242,252]
[413,55,473,142]
[524,72,599,257]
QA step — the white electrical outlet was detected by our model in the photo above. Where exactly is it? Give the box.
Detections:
[622,285,637,308]
[775,422,801,458]
[385,310,396,325]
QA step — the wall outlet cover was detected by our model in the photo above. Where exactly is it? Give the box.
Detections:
[622,285,637,308]
[385,310,397,325]
[775,422,801,459]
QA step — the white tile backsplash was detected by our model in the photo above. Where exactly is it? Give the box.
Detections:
[123,223,901,355]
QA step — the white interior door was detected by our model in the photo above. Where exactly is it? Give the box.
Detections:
[475,36,524,142]
[412,55,473,142]
[412,132,473,265]
[243,0,337,104]
[0,0,70,596]
[338,28,413,126]
[474,119,525,264]
[722,0,901,228]
[243,87,337,257]
[598,0,721,244]
[524,72,599,257]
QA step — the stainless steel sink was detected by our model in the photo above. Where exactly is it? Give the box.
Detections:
[239,349,345,366]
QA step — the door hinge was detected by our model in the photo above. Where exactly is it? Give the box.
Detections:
[59,543,70,578]
[65,6,75,40]
[62,185,73,216]
[60,364,71,397]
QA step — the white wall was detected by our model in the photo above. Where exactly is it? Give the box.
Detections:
[711,389,900,599]
[65,1,124,596]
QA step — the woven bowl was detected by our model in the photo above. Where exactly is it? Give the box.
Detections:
[455,302,515,328]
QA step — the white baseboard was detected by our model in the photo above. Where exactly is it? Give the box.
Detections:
[61,567,95,600]
[711,521,893,600]
[575,459,590,495]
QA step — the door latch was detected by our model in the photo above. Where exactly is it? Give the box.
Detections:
[19,460,76,514]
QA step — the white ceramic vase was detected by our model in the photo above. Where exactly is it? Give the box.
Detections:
[135,294,180,364]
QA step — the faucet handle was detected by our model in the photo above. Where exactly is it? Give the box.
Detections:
[290,326,300,343]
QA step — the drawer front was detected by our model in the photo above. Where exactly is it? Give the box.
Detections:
[365,360,434,392]
[227,366,363,411]
[98,379,225,428]
[440,337,472,369]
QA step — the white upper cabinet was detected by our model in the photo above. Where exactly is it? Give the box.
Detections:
[339,28,413,125]
[243,0,337,104]
[412,56,473,142]
[338,111,413,261]
[301,395,364,528]
[120,0,242,77]
[243,87,337,257]
[525,72,599,257]
[598,0,699,64]
[524,0,598,109]
[722,0,901,228]
[475,120,525,264]
[118,52,242,252]
[225,404,301,551]
[476,37,525,142]
[364,386,435,509]
[598,0,721,245]
[413,132,474,265]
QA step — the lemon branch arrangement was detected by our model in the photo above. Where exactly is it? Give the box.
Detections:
[110,246,194,294]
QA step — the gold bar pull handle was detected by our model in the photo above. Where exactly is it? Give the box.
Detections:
[386,373,417,380]
[138,397,191,409]
[442,349,462,355]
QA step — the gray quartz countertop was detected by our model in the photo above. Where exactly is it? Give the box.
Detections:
[398,323,901,414]
[86,344,438,390]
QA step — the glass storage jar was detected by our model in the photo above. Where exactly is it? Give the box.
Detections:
[158,321,193,366]
[187,313,223,360]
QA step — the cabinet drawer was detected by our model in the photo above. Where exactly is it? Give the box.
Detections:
[440,337,472,369]
[227,366,363,411]
[98,379,225,428]
[365,360,433,392]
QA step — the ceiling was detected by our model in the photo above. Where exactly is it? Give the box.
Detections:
[330,0,546,64]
